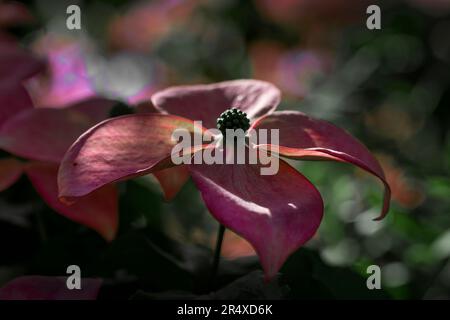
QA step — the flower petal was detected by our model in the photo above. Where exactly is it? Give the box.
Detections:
[0,158,23,191]
[151,79,280,128]
[153,165,190,201]
[221,231,256,259]
[190,159,323,280]
[0,276,102,300]
[0,2,34,27]
[0,83,33,128]
[0,43,45,85]
[253,111,390,219]
[58,113,207,199]
[26,162,118,241]
[0,98,114,163]
[0,31,16,45]
[70,97,116,122]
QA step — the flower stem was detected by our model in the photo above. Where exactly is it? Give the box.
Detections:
[209,224,225,290]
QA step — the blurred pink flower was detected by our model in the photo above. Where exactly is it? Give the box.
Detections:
[0,43,119,240]
[253,0,371,27]
[25,35,96,108]
[376,154,424,209]
[58,80,390,280]
[0,1,34,28]
[250,41,333,98]
[253,0,372,49]
[221,231,256,259]
[0,38,178,239]
[0,95,119,240]
[107,0,198,52]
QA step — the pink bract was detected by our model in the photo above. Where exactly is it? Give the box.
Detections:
[58,79,391,280]
[0,97,119,240]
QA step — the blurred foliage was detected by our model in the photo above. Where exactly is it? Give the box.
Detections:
[1,0,450,299]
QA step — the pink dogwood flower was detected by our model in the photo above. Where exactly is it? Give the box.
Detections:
[0,94,119,240]
[58,80,390,280]
[0,91,167,241]
[0,41,120,240]
[1,37,171,240]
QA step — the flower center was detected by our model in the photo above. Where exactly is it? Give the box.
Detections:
[216,108,250,135]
